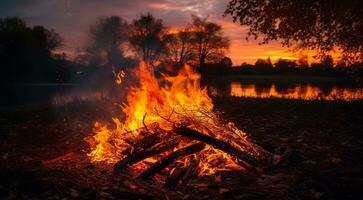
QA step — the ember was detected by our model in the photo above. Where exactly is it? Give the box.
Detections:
[85,62,275,188]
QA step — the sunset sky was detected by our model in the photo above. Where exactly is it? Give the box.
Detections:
[0,0,300,65]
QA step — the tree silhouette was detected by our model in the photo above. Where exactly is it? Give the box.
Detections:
[165,28,193,66]
[0,17,62,83]
[297,54,309,68]
[275,59,297,73]
[220,56,233,68]
[254,58,273,73]
[129,13,168,67]
[225,0,363,61]
[189,15,230,67]
[85,16,128,67]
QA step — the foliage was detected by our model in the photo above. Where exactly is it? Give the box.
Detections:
[225,0,363,62]
[164,16,230,68]
[0,17,63,83]
[188,15,230,66]
[84,16,129,68]
[129,13,169,67]
[220,57,233,68]
[165,28,194,66]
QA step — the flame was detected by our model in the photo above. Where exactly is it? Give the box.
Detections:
[112,69,125,85]
[86,62,254,175]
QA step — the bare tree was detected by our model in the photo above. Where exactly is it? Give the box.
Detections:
[188,15,230,67]
[85,16,128,67]
[129,13,168,67]
[165,28,194,65]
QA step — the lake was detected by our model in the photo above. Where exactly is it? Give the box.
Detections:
[2,79,363,106]
[207,81,363,100]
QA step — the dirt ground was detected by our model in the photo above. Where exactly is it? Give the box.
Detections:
[1,98,362,200]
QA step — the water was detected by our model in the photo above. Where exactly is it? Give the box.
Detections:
[3,80,363,106]
[207,81,363,101]
[1,84,108,106]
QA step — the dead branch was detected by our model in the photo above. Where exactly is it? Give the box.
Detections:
[174,126,259,166]
[181,159,200,186]
[140,143,206,179]
[165,163,188,190]
[142,112,149,132]
[114,137,181,173]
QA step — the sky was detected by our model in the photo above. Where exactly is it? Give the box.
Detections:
[0,0,299,65]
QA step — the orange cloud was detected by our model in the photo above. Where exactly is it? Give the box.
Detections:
[148,2,176,10]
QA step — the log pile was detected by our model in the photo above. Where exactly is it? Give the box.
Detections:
[113,124,276,190]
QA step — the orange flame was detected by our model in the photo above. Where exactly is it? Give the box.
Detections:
[86,62,252,174]
[112,69,126,85]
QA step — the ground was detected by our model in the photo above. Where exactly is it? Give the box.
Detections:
[0,98,362,200]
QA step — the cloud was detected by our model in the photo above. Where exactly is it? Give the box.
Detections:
[0,0,291,64]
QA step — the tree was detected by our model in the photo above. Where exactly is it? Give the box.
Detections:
[86,16,128,67]
[311,55,334,74]
[0,17,63,83]
[225,0,363,61]
[321,55,334,69]
[274,59,297,73]
[297,54,309,68]
[220,56,233,68]
[254,57,273,73]
[129,13,168,67]
[165,28,193,66]
[189,15,230,67]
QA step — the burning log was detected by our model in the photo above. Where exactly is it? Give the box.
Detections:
[140,143,206,179]
[174,126,259,166]
[87,63,277,188]
[181,159,200,186]
[114,137,181,173]
[127,130,172,154]
[165,163,188,190]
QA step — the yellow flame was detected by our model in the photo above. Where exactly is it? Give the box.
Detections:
[86,62,252,175]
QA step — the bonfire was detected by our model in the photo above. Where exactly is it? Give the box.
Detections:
[85,62,276,189]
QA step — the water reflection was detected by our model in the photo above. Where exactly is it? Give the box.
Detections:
[52,89,107,105]
[229,82,363,100]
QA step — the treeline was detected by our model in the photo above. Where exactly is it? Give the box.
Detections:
[1,14,363,85]
[201,56,363,82]
[0,14,231,84]
[0,17,64,83]
[76,14,230,77]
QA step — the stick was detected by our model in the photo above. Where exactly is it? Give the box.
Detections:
[114,138,180,173]
[140,143,206,179]
[165,164,188,190]
[174,126,259,166]
[181,159,200,186]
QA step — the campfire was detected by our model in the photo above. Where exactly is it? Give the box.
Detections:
[85,62,276,189]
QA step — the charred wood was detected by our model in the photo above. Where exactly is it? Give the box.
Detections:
[165,164,188,190]
[181,159,200,186]
[114,137,180,173]
[140,143,206,179]
[174,126,259,166]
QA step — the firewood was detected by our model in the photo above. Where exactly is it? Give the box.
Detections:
[174,126,259,166]
[140,143,206,179]
[165,163,188,190]
[114,137,180,173]
[181,159,200,186]
[128,131,173,155]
